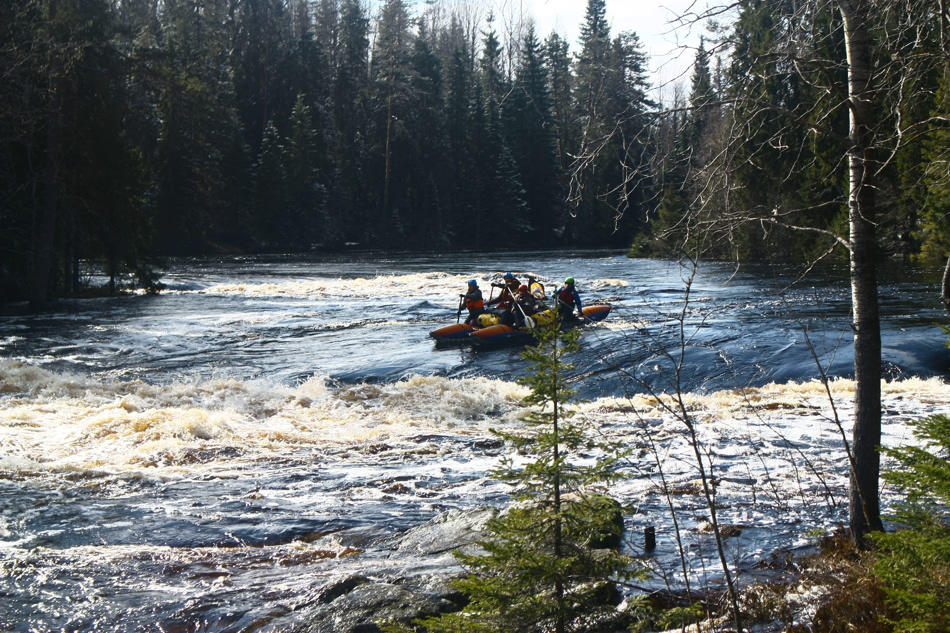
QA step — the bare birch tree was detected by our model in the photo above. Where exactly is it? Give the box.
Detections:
[580,0,947,546]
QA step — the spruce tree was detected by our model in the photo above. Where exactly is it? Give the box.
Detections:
[392,315,641,633]
[332,0,370,242]
[251,120,287,246]
[283,94,325,249]
[442,41,475,243]
[683,37,713,153]
[479,23,528,247]
[544,31,574,177]
[508,26,563,246]
[872,413,950,632]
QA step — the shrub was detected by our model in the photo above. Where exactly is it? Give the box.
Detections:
[873,414,950,633]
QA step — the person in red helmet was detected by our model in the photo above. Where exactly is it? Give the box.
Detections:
[513,284,539,328]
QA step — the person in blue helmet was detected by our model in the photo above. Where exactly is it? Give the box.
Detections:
[459,279,485,325]
[487,272,520,310]
[556,277,583,323]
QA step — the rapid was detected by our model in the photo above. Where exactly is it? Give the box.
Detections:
[2,251,949,631]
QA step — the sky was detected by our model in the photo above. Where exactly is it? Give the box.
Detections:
[526,0,710,90]
[389,0,720,100]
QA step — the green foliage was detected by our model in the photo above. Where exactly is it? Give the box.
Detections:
[917,76,950,263]
[407,315,642,633]
[627,600,706,633]
[569,0,654,248]
[872,414,950,632]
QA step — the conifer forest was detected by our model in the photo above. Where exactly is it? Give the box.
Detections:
[3,0,950,305]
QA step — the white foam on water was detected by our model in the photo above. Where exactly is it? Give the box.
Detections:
[189,272,628,306]
[198,273,495,302]
[0,361,529,477]
[589,278,630,288]
[5,355,946,500]
[575,376,950,551]
[3,357,949,621]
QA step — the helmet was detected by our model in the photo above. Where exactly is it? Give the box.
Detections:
[503,272,514,280]
[565,277,575,285]
[467,279,477,287]
[518,284,528,292]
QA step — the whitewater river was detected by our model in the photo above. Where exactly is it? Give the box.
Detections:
[2,251,950,631]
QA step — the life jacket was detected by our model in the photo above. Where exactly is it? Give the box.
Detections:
[466,295,484,311]
[492,286,514,310]
[558,286,577,306]
[516,294,538,315]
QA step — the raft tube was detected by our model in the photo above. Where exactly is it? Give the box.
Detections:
[430,304,612,346]
[582,304,611,322]
[430,322,478,341]
[470,324,533,345]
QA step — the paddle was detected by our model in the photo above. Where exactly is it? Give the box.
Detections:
[456,294,465,324]
[512,291,536,330]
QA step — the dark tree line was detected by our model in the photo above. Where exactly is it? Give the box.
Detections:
[7,0,950,314]
[0,0,653,304]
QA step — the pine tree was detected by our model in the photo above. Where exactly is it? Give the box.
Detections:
[571,5,654,247]
[721,0,846,261]
[477,23,528,246]
[404,31,448,247]
[393,315,641,633]
[332,0,370,242]
[442,39,476,244]
[479,21,506,127]
[233,0,290,147]
[372,0,412,222]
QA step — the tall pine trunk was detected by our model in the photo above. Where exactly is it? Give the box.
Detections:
[31,0,62,309]
[383,52,394,213]
[839,0,884,545]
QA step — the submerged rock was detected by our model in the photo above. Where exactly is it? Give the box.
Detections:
[295,582,458,633]
[293,502,627,632]
[294,508,497,632]
[389,506,498,556]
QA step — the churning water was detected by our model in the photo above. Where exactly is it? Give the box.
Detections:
[2,251,949,631]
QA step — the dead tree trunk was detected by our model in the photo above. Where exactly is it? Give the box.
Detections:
[942,255,950,316]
